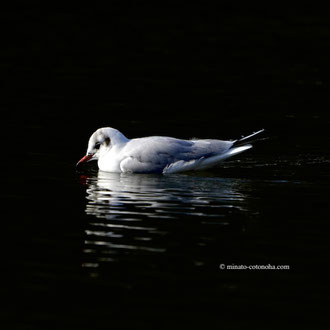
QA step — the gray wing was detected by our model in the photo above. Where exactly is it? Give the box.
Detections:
[119,136,233,173]
[190,139,234,158]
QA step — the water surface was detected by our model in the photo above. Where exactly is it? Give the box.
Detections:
[81,171,252,271]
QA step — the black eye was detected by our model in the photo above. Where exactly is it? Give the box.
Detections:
[95,142,101,150]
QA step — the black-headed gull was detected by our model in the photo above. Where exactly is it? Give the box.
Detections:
[77,127,264,174]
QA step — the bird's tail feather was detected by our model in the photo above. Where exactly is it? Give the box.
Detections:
[163,129,265,174]
[232,129,265,147]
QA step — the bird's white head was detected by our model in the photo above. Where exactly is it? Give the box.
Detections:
[76,127,128,167]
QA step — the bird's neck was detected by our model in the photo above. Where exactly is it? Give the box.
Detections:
[108,128,130,145]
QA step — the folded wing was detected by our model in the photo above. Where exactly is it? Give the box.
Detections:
[119,136,235,173]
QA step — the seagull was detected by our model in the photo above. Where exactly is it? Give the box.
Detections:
[77,127,264,174]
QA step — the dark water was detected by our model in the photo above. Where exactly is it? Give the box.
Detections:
[2,5,330,330]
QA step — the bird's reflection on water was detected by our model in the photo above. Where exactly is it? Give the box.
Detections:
[80,171,254,273]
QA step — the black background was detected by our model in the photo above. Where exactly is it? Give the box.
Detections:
[2,3,330,329]
[3,4,330,152]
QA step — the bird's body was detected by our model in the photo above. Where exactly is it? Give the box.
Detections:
[77,127,264,174]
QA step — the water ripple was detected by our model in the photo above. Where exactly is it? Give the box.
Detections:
[80,171,254,271]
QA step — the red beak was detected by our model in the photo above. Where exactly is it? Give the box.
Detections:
[76,154,94,167]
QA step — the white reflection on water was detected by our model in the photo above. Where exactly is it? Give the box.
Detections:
[81,171,252,270]
[84,171,248,219]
